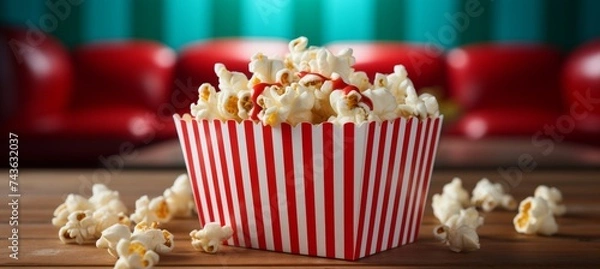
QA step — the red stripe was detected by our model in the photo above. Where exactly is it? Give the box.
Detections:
[407,119,431,242]
[281,123,300,254]
[322,123,335,258]
[213,121,239,246]
[343,124,355,259]
[227,121,252,247]
[179,120,205,226]
[202,121,226,224]
[244,121,267,249]
[414,119,441,238]
[301,123,317,256]
[354,122,377,259]
[400,120,423,244]
[388,119,414,249]
[364,121,389,254]
[262,125,283,252]
[375,119,402,251]
[193,121,215,222]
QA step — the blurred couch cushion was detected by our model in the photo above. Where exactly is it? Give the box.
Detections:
[447,43,564,138]
[326,42,446,92]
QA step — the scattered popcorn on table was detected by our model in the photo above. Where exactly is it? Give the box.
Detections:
[97,224,133,258]
[114,239,160,269]
[190,222,234,253]
[431,177,470,223]
[513,196,558,236]
[163,174,195,218]
[58,210,97,245]
[471,178,517,212]
[89,184,128,215]
[132,221,175,254]
[52,194,94,227]
[432,193,462,224]
[534,185,567,216]
[434,208,482,253]
[130,195,172,224]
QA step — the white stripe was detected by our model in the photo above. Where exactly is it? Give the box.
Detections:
[200,122,221,224]
[188,121,211,226]
[289,125,308,255]
[410,119,434,242]
[380,119,403,249]
[209,122,231,236]
[220,122,244,246]
[370,122,393,254]
[312,125,326,257]
[359,123,381,257]
[353,122,369,257]
[333,125,345,259]
[253,124,274,250]
[271,127,290,253]
[204,121,227,223]
[236,123,258,248]
[403,119,425,245]
[393,119,417,246]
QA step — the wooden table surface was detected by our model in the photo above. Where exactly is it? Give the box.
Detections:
[1,169,599,268]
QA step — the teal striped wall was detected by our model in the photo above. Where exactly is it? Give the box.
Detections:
[1,0,599,50]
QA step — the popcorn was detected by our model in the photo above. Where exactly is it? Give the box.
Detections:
[58,210,97,245]
[328,87,372,125]
[431,177,470,223]
[442,177,470,207]
[52,194,94,227]
[513,196,558,236]
[114,239,160,269]
[97,224,132,257]
[132,221,175,254]
[188,36,440,126]
[434,208,482,252]
[256,83,315,126]
[434,224,480,253]
[189,222,234,253]
[471,178,517,212]
[89,184,128,215]
[130,196,172,224]
[93,208,131,237]
[163,173,195,218]
[432,193,462,224]
[534,185,567,216]
[190,83,221,120]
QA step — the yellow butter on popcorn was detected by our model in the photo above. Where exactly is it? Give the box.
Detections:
[114,239,160,269]
[534,185,567,216]
[513,196,558,236]
[190,222,233,253]
[52,194,94,227]
[130,195,172,224]
[471,178,517,212]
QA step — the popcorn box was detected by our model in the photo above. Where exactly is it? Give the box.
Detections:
[174,114,443,260]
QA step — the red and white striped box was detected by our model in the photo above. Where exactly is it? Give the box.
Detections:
[174,114,443,260]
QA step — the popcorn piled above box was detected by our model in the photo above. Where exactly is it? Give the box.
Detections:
[190,36,440,126]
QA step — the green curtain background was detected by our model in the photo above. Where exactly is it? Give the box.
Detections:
[1,0,599,50]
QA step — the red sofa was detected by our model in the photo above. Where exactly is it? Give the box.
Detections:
[2,25,599,165]
[1,27,177,166]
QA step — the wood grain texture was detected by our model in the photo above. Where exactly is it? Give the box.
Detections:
[1,169,599,267]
